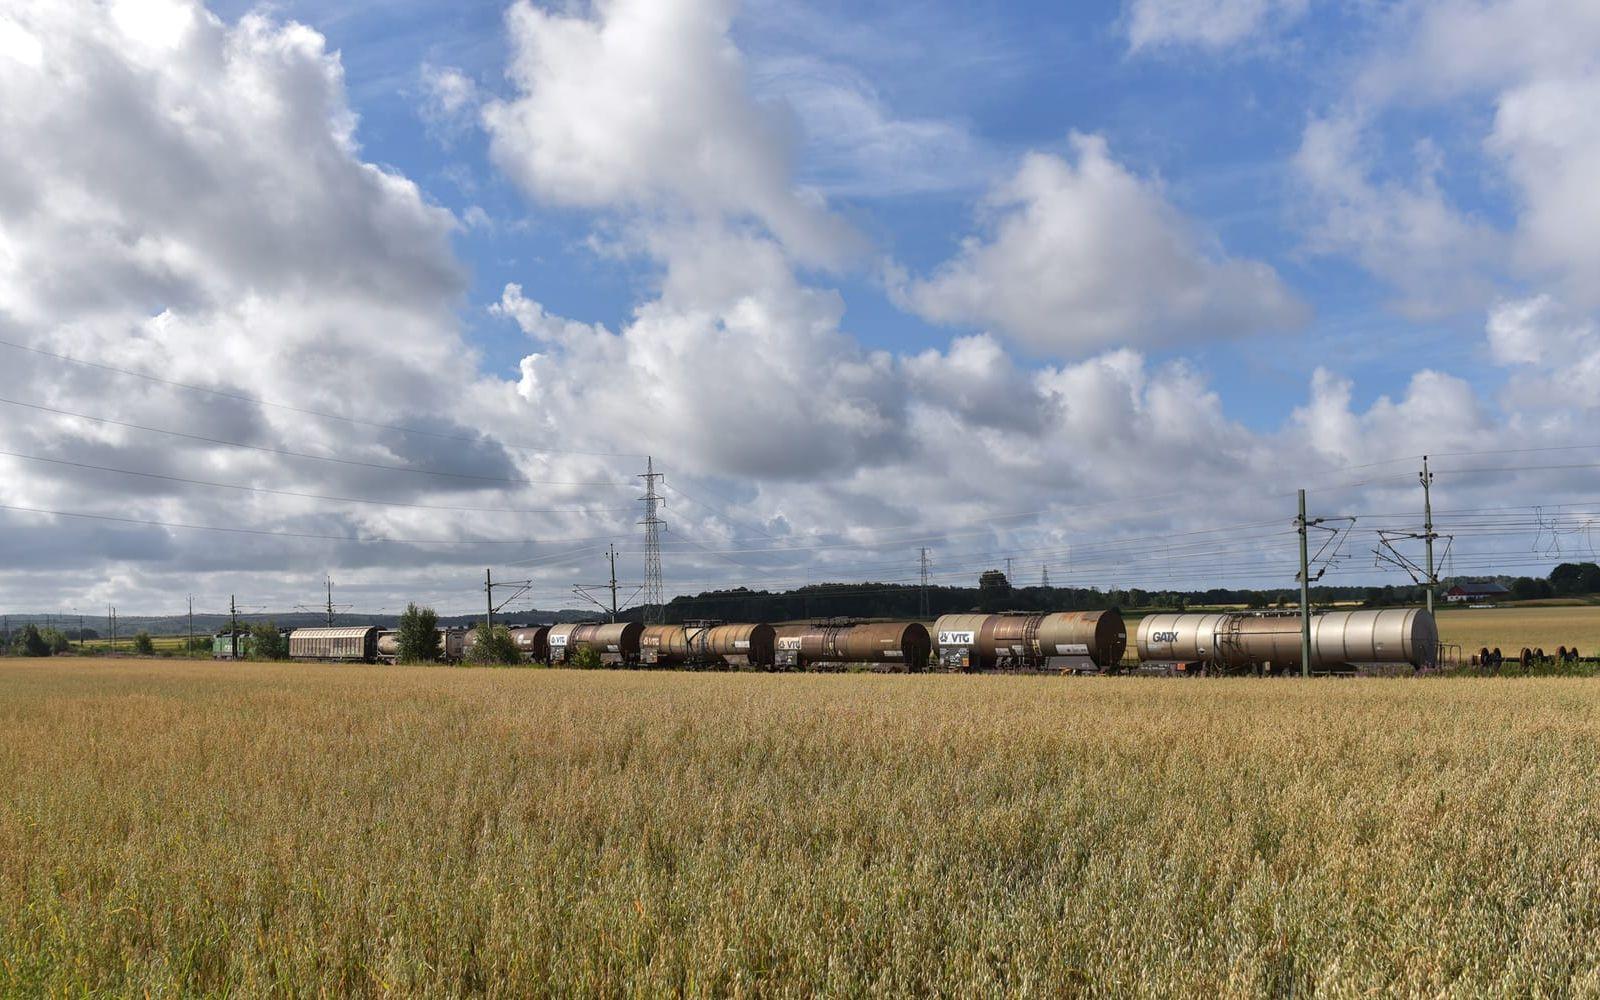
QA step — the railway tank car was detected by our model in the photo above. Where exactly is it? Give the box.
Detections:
[705,623,775,669]
[773,621,931,671]
[640,623,700,667]
[1136,608,1439,673]
[377,627,467,664]
[549,621,643,666]
[641,622,777,669]
[509,625,551,661]
[933,611,1127,672]
[458,624,549,662]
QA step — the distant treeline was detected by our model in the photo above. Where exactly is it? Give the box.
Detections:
[632,563,1600,624]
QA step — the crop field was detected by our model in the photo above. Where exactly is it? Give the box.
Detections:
[1434,603,1600,655]
[4,660,1600,996]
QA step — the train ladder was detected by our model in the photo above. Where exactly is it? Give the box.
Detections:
[1217,615,1247,675]
[1021,614,1043,670]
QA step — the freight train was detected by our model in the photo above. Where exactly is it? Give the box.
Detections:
[275,607,1444,675]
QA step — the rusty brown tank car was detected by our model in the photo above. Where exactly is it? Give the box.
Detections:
[705,623,775,669]
[549,621,641,666]
[641,622,777,669]
[508,625,550,661]
[640,624,697,666]
[932,611,1127,672]
[772,624,810,671]
[774,621,931,671]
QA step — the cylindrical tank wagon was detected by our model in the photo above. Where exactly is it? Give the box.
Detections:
[773,621,931,671]
[509,625,550,661]
[378,627,470,664]
[641,622,777,669]
[549,621,643,666]
[932,611,1127,672]
[1136,608,1439,673]
[705,623,775,669]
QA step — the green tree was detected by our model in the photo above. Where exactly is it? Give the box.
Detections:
[570,645,602,670]
[1511,577,1553,601]
[132,631,155,655]
[20,625,50,657]
[467,623,521,665]
[37,628,71,654]
[1550,563,1600,596]
[250,622,288,660]
[397,603,440,664]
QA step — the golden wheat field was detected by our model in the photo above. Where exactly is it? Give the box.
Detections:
[1434,604,1600,656]
[4,660,1600,996]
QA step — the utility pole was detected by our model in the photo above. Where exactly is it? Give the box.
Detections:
[638,457,665,623]
[325,579,335,626]
[1421,455,1437,617]
[187,596,194,658]
[1298,489,1312,679]
[1004,557,1014,584]
[485,568,493,636]
[109,605,117,652]
[229,596,239,659]
[918,548,931,617]
[608,544,619,623]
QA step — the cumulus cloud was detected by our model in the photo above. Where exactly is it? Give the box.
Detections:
[481,0,858,267]
[893,135,1307,354]
[7,0,1599,612]
[1489,73,1600,306]
[0,0,630,611]
[1126,0,1309,50]
[501,229,908,479]
[1485,295,1600,411]
[749,56,995,197]
[1294,0,1600,315]
[1293,115,1502,317]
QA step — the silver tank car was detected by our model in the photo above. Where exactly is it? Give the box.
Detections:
[1136,609,1438,672]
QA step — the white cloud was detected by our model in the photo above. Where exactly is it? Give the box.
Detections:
[418,63,480,138]
[1126,0,1309,50]
[893,134,1306,354]
[1292,367,1490,469]
[1295,0,1600,315]
[7,0,1599,611]
[0,0,632,611]
[481,0,858,267]
[750,56,994,197]
[1488,73,1600,306]
[1293,115,1501,317]
[1485,295,1600,411]
[501,228,908,479]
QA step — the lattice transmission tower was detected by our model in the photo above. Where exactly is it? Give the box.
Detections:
[638,457,666,623]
